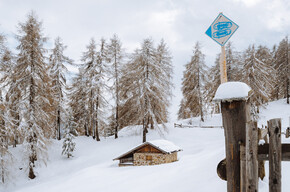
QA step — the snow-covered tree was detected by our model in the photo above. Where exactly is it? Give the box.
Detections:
[241,45,274,115]
[49,37,72,140]
[204,55,221,114]
[225,42,241,81]
[81,38,108,141]
[15,12,51,179]
[120,38,173,142]
[180,42,207,121]
[62,116,77,158]
[68,70,88,136]
[0,35,14,184]
[274,36,290,103]
[107,34,124,139]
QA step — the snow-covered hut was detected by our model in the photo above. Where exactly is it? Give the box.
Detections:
[113,140,182,166]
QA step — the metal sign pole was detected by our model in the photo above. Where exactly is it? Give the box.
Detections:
[220,45,227,83]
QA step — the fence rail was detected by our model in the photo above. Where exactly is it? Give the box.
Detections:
[174,123,223,129]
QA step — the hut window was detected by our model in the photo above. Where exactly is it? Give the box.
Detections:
[146,155,152,161]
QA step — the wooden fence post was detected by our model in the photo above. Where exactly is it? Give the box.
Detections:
[268,118,281,192]
[240,143,246,192]
[221,100,250,192]
[246,121,258,192]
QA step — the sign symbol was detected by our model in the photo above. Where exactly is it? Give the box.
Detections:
[213,22,232,30]
[213,29,231,39]
[205,13,239,46]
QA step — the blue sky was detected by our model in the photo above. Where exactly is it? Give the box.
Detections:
[0,0,289,120]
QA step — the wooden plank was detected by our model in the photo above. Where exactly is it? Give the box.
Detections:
[221,100,249,192]
[258,144,290,161]
[246,121,259,192]
[174,123,223,129]
[268,118,281,192]
[240,144,246,192]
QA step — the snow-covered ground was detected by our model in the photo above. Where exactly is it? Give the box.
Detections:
[3,99,290,192]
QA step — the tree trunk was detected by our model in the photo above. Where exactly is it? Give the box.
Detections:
[114,53,119,139]
[57,109,61,140]
[95,95,100,141]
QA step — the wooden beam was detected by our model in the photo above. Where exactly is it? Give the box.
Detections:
[258,144,290,161]
[268,118,281,192]
[221,100,249,192]
[246,121,258,192]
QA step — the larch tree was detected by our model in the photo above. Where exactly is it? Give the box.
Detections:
[81,38,107,141]
[204,55,221,114]
[120,38,173,142]
[49,37,72,140]
[68,69,88,136]
[180,42,207,122]
[0,34,14,185]
[225,42,240,81]
[107,34,124,139]
[14,12,51,179]
[81,38,98,138]
[62,114,77,158]
[151,39,173,127]
[241,45,274,116]
[274,36,290,104]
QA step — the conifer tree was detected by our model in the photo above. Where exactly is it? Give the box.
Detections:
[225,42,240,81]
[49,37,72,140]
[62,115,77,158]
[81,38,107,141]
[274,36,290,104]
[15,12,51,179]
[180,42,207,121]
[120,38,173,142]
[107,34,124,139]
[0,35,14,184]
[69,70,88,136]
[1,48,22,147]
[204,55,221,114]
[241,45,274,114]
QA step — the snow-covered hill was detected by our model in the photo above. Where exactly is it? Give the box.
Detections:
[3,99,290,192]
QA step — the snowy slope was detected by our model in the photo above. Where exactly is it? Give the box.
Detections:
[2,99,290,192]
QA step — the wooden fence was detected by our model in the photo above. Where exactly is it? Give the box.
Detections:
[218,97,290,192]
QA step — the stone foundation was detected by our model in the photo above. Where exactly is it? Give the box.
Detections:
[133,152,177,166]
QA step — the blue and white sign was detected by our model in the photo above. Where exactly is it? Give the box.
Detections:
[205,13,239,46]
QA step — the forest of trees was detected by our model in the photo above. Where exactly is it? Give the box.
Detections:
[0,11,289,184]
[178,37,290,120]
[0,12,173,182]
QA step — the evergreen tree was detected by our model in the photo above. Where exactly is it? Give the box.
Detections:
[15,12,51,179]
[180,42,207,121]
[241,45,274,115]
[107,34,124,139]
[274,36,290,103]
[62,115,77,158]
[68,69,88,136]
[81,38,107,141]
[204,55,221,114]
[49,37,72,140]
[0,35,14,184]
[225,42,240,81]
[120,38,173,142]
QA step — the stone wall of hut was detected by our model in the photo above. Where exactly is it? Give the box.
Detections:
[133,152,177,166]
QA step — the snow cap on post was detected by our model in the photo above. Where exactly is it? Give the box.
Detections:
[213,82,252,102]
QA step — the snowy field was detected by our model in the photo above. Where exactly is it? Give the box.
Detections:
[3,99,290,192]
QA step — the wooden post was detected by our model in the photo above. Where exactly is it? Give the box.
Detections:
[240,143,246,192]
[221,100,249,192]
[246,121,259,192]
[220,45,227,84]
[268,118,281,192]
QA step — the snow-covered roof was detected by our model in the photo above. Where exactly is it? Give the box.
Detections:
[213,82,252,102]
[113,139,182,160]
